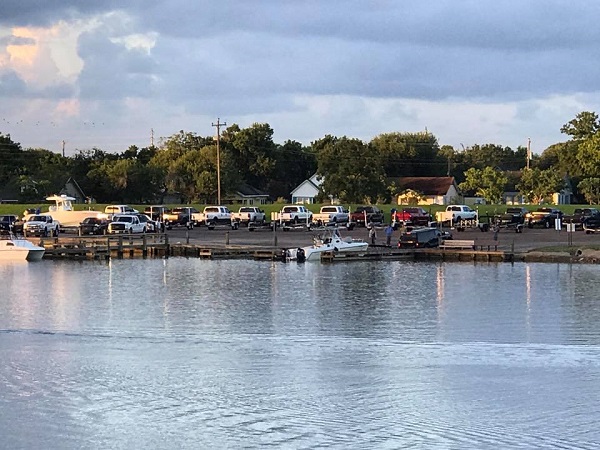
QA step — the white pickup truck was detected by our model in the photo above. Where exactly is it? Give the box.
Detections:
[313,206,350,225]
[23,214,60,237]
[108,214,146,234]
[197,206,238,230]
[232,207,266,226]
[436,205,478,226]
[102,204,138,220]
[277,205,313,226]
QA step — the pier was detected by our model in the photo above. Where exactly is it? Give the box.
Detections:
[35,233,169,259]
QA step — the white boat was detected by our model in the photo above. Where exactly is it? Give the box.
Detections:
[289,229,369,262]
[0,234,45,261]
[25,195,103,227]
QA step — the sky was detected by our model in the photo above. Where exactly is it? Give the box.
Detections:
[1,1,600,156]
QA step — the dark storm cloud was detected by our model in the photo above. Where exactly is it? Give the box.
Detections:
[0,0,155,27]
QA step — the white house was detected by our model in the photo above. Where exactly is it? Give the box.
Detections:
[290,174,322,204]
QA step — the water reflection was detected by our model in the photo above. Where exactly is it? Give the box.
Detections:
[1,259,600,448]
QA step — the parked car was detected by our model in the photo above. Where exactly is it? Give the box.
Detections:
[583,215,600,233]
[397,227,443,248]
[144,205,170,222]
[278,205,313,226]
[562,208,600,230]
[163,207,200,228]
[350,206,385,226]
[393,207,432,226]
[0,215,19,232]
[525,208,563,229]
[135,213,160,232]
[441,205,478,223]
[494,207,528,232]
[79,217,109,235]
[107,214,146,234]
[23,214,60,237]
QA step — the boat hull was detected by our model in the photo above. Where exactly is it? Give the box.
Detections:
[0,238,46,261]
[303,242,369,261]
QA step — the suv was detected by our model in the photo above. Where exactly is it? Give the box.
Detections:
[397,227,442,248]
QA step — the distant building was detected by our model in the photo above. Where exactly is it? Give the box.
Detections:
[290,174,322,204]
[227,184,270,205]
[391,177,460,205]
[61,178,87,203]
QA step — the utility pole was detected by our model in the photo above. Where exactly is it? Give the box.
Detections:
[526,137,531,170]
[150,128,154,147]
[212,118,226,205]
[62,140,66,157]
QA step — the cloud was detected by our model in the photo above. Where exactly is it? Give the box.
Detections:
[2,0,600,154]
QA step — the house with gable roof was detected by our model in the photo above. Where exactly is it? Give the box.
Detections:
[390,176,460,205]
[290,174,322,204]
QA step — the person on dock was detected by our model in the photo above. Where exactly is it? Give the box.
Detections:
[385,223,394,246]
[368,223,377,245]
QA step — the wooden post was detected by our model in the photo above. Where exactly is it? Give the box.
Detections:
[186,230,189,244]
[142,234,148,258]
[118,235,123,259]
[225,231,229,245]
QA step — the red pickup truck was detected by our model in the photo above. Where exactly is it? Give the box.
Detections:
[393,207,432,226]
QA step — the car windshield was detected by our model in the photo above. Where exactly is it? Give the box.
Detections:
[28,215,46,221]
[116,216,133,223]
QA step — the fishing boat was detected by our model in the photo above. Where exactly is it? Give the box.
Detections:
[24,195,103,227]
[287,228,369,262]
[0,234,45,261]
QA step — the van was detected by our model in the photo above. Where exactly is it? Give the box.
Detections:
[397,227,441,248]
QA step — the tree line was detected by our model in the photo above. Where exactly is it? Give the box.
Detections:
[1,112,599,205]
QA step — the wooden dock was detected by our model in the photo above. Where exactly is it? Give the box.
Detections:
[35,234,169,259]
[29,234,513,263]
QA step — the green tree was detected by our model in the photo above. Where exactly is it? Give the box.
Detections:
[313,135,385,203]
[577,178,600,204]
[516,168,564,204]
[370,131,445,177]
[269,140,317,201]
[224,123,277,192]
[0,133,24,187]
[576,133,600,178]
[458,167,508,204]
[560,111,600,140]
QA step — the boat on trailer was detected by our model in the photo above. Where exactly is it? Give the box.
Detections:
[24,195,103,227]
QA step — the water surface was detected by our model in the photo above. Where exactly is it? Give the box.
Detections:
[1,259,599,449]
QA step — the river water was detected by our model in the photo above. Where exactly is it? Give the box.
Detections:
[1,258,600,449]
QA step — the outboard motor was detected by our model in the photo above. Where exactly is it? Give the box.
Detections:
[296,247,306,263]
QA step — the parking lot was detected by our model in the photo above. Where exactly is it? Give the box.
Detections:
[164,222,599,253]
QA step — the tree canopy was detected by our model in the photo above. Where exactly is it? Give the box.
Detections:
[1,110,600,205]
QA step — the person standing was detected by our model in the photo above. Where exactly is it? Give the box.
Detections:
[368,223,377,245]
[385,223,394,246]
